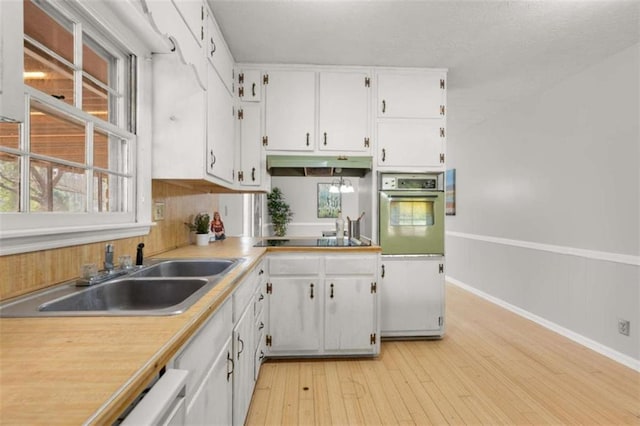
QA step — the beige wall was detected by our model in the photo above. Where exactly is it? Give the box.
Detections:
[0,181,218,301]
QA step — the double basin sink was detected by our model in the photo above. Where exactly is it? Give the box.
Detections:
[0,259,241,317]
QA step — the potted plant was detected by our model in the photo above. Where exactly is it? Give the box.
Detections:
[267,187,294,237]
[186,213,210,246]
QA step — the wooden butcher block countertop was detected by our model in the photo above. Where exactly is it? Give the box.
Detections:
[0,237,380,424]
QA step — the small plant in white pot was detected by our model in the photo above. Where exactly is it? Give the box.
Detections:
[187,213,210,246]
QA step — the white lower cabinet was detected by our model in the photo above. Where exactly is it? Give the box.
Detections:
[232,302,256,426]
[380,256,445,338]
[266,253,379,357]
[267,276,323,354]
[184,337,232,426]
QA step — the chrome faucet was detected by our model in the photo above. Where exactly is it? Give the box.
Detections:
[104,243,114,272]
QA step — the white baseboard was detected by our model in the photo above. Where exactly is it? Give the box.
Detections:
[446,276,640,372]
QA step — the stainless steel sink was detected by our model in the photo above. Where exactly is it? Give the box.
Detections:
[39,278,209,313]
[131,259,236,278]
[0,258,242,317]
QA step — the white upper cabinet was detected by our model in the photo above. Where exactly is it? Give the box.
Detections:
[263,70,315,151]
[238,69,262,102]
[207,65,235,184]
[171,0,204,46]
[377,120,444,167]
[0,0,24,122]
[238,102,263,187]
[377,70,446,118]
[318,71,370,152]
[206,7,234,94]
[146,0,206,88]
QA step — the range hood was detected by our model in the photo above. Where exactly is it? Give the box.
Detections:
[266,155,372,177]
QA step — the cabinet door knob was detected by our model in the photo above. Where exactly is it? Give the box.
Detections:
[330,283,334,299]
[323,132,327,146]
[309,283,314,299]
[381,264,385,278]
[306,132,310,146]
[252,82,256,97]
[252,167,256,181]
[210,38,216,56]
[381,148,386,162]
[382,99,386,113]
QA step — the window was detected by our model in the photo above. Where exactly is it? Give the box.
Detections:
[0,0,146,254]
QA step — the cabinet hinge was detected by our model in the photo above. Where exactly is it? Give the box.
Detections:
[440,79,445,90]
[238,170,244,182]
[365,76,370,87]
[439,316,443,327]
[266,282,272,294]
[238,109,244,120]
[370,333,376,345]
[262,136,268,146]
[440,105,446,116]
[370,282,377,294]
[439,153,445,164]
[266,335,272,347]
[263,74,269,85]
[363,137,370,148]
[238,86,244,98]
[440,127,445,138]
[238,72,244,84]
[439,263,444,274]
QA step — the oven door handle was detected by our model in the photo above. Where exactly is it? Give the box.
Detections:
[386,194,440,200]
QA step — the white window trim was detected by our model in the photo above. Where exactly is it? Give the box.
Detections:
[0,0,155,256]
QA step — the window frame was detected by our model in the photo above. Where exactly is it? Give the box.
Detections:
[0,0,153,255]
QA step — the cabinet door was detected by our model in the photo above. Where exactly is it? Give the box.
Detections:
[264,70,315,151]
[377,120,444,167]
[380,257,444,337]
[207,65,235,183]
[206,9,234,93]
[238,69,262,102]
[239,102,262,187]
[172,0,203,46]
[318,72,369,152]
[377,71,445,118]
[0,0,24,122]
[324,277,375,352]
[184,337,232,426]
[233,304,255,426]
[267,278,322,352]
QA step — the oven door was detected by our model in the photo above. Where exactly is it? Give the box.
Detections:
[379,190,444,255]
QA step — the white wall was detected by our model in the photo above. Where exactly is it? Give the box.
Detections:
[265,176,363,237]
[446,44,640,369]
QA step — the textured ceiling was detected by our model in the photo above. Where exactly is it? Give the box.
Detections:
[209,0,640,131]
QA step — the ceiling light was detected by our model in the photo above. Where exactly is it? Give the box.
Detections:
[23,71,46,79]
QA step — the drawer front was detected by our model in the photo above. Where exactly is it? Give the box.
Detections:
[325,255,377,275]
[174,299,231,406]
[269,256,321,275]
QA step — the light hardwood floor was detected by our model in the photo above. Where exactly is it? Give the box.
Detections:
[246,283,640,425]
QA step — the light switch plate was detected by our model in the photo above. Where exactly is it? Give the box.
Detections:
[153,202,165,221]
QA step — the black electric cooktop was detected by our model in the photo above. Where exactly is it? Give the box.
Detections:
[253,237,367,247]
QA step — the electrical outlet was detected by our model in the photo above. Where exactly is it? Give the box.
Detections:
[618,319,630,336]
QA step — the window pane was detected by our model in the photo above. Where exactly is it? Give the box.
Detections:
[24,40,75,106]
[0,122,21,150]
[0,152,21,212]
[24,0,74,63]
[94,128,129,173]
[390,200,434,226]
[30,160,86,212]
[83,75,110,120]
[93,172,128,212]
[30,102,86,164]
[83,34,117,122]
